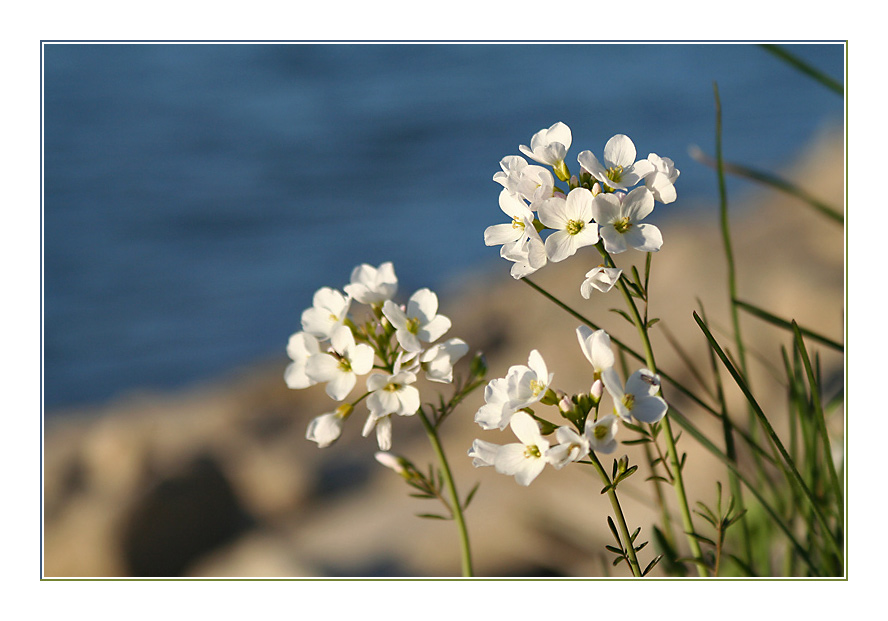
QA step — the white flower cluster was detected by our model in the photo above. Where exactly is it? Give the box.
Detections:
[468,325,667,486]
[285,261,470,451]
[486,121,679,296]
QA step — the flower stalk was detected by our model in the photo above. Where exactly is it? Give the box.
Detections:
[418,408,474,577]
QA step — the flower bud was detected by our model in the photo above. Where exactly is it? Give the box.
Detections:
[540,388,560,406]
[590,379,604,405]
[469,352,488,379]
[374,452,413,480]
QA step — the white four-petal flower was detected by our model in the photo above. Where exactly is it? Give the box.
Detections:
[305,325,374,401]
[644,153,680,204]
[519,121,573,168]
[577,134,655,191]
[585,414,620,454]
[505,349,554,410]
[605,368,668,424]
[537,187,600,262]
[547,425,591,469]
[382,289,452,353]
[484,190,537,248]
[592,186,663,254]
[580,265,623,297]
[301,287,351,340]
[419,337,469,383]
[493,412,553,486]
[344,261,398,305]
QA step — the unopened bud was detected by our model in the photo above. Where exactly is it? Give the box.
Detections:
[469,352,488,379]
[590,379,604,405]
[540,388,560,406]
[374,452,412,479]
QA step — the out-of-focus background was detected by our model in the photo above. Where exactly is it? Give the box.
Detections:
[42,42,845,577]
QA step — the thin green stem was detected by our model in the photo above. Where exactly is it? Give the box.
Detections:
[418,409,474,577]
[694,312,843,563]
[759,44,844,96]
[588,452,643,577]
[521,276,777,469]
[792,323,844,519]
[599,245,706,576]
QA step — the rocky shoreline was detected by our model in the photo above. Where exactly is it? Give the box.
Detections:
[43,128,844,577]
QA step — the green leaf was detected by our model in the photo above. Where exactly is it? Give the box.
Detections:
[646,317,660,328]
[416,513,451,520]
[642,555,663,577]
[609,308,635,325]
[734,298,843,352]
[462,482,480,510]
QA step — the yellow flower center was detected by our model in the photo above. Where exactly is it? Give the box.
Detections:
[406,317,421,334]
[622,393,635,411]
[593,424,609,441]
[511,217,526,230]
[614,217,632,234]
[524,444,541,459]
[566,219,585,236]
[605,165,624,182]
[530,379,545,396]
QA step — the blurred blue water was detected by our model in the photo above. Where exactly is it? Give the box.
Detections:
[42,43,844,412]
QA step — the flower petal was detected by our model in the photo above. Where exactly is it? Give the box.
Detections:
[603,134,636,169]
[407,288,438,325]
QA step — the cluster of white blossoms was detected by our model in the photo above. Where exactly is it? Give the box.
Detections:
[468,325,667,486]
[486,121,679,297]
[285,261,470,451]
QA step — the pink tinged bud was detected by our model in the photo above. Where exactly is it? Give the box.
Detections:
[591,379,604,400]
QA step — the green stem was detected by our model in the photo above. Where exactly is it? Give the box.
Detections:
[600,245,707,576]
[588,452,643,577]
[418,409,474,577]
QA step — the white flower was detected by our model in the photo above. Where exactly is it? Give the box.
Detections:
[365,366,421,419]
[419,337,469,383]
[519,121,572,168]
[493,412,552,486]
[499,218,547,279]
[484,190,536,248]
[580,265,623,297]
[493,156,555,203]
[644,153,680,204]
[468,438,500,468]
[605,368,668,424]
[547,426,590,469]
[577,134,655,191]
[505,349,554,411]
[306,407,350,448]
[576,325,621,389]
[301,287,351,340]
[585,414,620,454]
[382,289,452,352]
[474,377,514,431]
[305,325,374,401]
[537,188,600,262]
[592,186,663,254]
[284,331,321,389]
[344,261,398,305]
